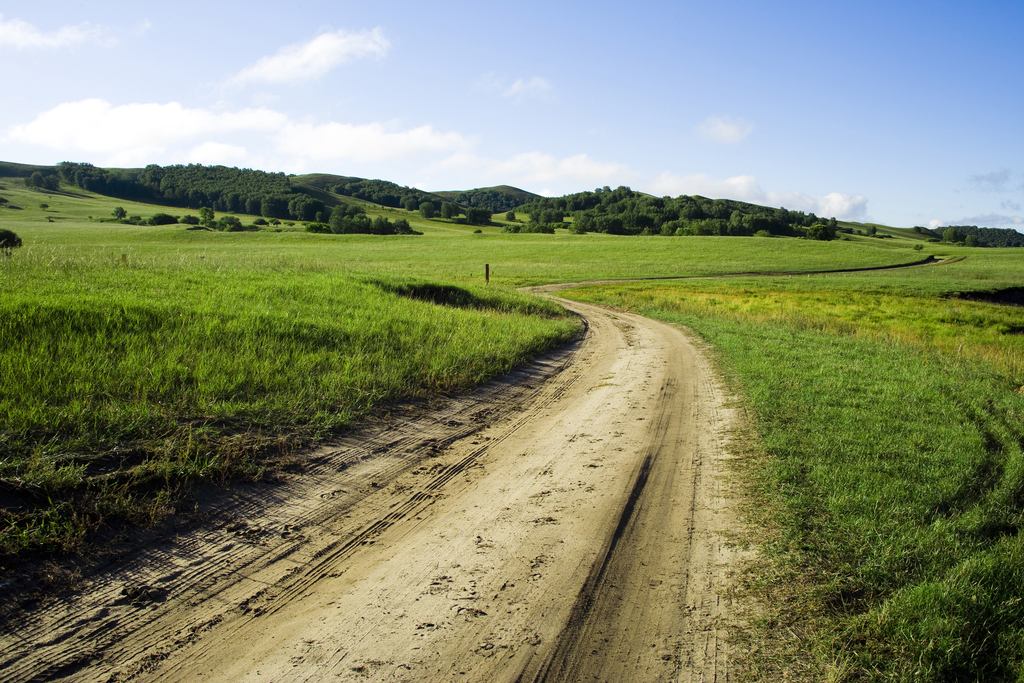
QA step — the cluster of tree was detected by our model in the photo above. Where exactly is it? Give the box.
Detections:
[330,178,445,210]
[434,202,491,225]
[57,162,328,221]
[25,171,61,191]
[434,185,540,214]
[515,186,834,238]
[941,225,1024,248]
[305,204,421,235]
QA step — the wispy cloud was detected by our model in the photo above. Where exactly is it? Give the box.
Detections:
[0,13,118,49]
[696,115,753,144]
[936,213,1024,228]
[649,171,867,220]
[503,77,553,101]
[276,121,471,164]
[476,73,555,103]
[969,169,1012,192]
[228,28,389,86]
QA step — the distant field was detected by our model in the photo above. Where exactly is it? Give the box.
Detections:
[1,175,969,285]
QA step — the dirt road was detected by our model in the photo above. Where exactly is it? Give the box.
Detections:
[0,297,745,682]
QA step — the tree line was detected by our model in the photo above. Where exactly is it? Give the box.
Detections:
[516,186,836,238]
[914,224,1024,248]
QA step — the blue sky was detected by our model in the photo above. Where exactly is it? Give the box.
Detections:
[1,0,1021,229]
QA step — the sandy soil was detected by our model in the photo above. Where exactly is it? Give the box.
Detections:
[0,296,746,683]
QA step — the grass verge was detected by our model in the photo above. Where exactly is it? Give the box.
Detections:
[562,277,1024,681]
[0,250,578,556]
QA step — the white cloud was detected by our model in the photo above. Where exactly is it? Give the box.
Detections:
[6,99,286,157]
[4,98,468,168]
[649,171,868,220]
[0,13,117,49]
[188,142,250,166]
[503,77,553,101]
[696,115,753,144]
[276,121,471,163]
[229,28,388,86]
[427,151,632,189]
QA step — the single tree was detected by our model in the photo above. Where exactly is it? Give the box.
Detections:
[965,234,979,247]
[441,202,459,220]
[419,201,435,219]
[112,206,127,220]
[198,207,215,227]
[943,227,958,243]
[505,210,516,222]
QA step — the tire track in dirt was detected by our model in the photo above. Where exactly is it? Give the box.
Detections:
[0,296,746,683]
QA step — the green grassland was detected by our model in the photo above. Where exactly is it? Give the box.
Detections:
[561,265,1024,681]
[4,172,1024,679]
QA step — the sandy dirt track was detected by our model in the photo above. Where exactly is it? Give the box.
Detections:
[0,297,745,683]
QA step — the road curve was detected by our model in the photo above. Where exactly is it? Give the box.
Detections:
[0,298,745,683]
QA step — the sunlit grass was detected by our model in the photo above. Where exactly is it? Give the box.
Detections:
[0,247,578,554]
[561,276,1024,681]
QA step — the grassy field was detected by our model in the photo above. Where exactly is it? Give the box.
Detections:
[5,174,1024,678]
[561,267,1024,681]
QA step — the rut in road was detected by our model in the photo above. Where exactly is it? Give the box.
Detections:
[0,298,746,683]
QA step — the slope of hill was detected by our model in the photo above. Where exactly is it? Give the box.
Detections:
[517,186,835,237]
[433,185,542,214]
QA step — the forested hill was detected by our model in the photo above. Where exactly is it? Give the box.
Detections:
[433,185,542,214]
[293,174,449,211]
[56,162,331,221]
[517,185,834,237]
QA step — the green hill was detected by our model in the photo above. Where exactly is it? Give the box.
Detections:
[433,185,542,214]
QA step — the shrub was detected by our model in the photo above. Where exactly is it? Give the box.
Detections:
[755,230,772,237]
[180,215,199,225]
[305,222,331,234]
[0,228,22,250]
[253,218,268,226]
[216,215,244,231]
[148,213,178,225]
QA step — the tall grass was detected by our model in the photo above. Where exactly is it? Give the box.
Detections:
[0,248,578,554]
[563,278,1024,681]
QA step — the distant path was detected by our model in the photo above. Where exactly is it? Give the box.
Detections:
[528,253,950,293]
